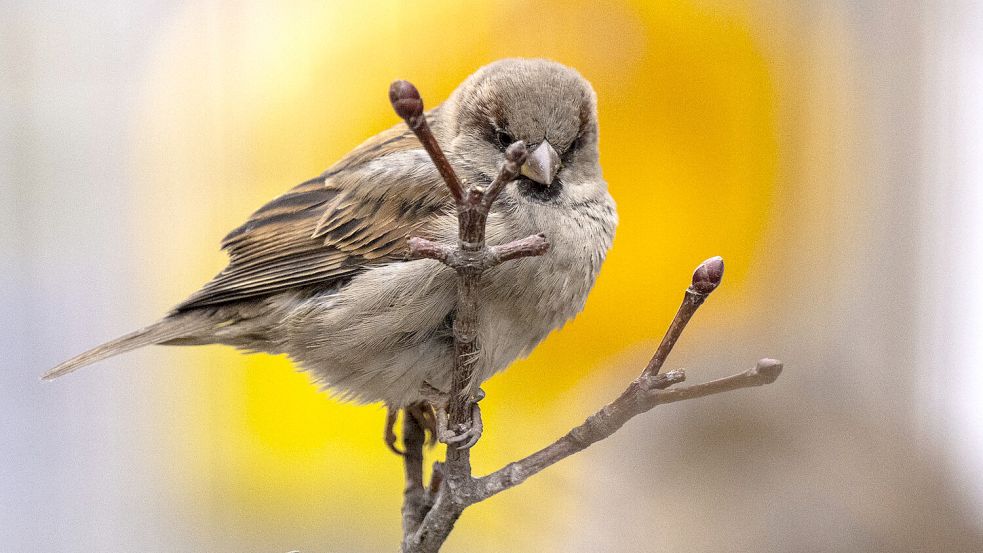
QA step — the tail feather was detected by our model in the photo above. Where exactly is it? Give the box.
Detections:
[41,315,214,381]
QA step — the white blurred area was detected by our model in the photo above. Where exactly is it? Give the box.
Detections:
[919,0,983,521]
[0,2,194,551]
[2,2,982,552]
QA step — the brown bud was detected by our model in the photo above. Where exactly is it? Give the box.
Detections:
[691,256,724,294]
[504,140,528,165]
[754,358,784,382]
[389,80,423,120]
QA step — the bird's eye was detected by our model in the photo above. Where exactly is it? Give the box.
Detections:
[571,135,583,151]
[562,135,584,162]
[495,129,514,150]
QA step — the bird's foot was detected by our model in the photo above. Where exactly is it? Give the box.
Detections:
[384,402,437,456]
[434,388,485,450]
[384,405,403,456]
[409,402,438,446]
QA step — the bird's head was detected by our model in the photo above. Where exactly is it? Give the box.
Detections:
[444,58,602,204]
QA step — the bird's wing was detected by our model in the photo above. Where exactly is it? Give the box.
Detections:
[172,116,451,312]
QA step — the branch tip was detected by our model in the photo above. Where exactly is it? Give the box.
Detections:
[407,236,451,262]
[389,80,424,121]
[657,369,687,389]
[753,358,784,382]
[480,141,529,208]
[390,73,777,552]
[505,141,528,165]
[691,256,724,294]
[640,369,686,391]
[489,233,550,264]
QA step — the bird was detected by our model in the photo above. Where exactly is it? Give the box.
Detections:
[42,58,618,445]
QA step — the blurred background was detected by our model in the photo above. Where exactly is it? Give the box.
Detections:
[2,0,981,551]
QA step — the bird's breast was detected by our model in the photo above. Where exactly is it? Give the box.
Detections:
[475,191,616,378]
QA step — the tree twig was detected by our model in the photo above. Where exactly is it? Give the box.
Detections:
[386,80,783,553]
[389,79,547,552]
[400,405,427,543]
[471,358,783,501]
[389,81,464,204]
[643,256,724,377]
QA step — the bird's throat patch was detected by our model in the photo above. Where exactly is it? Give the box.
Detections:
[516,176,563,203]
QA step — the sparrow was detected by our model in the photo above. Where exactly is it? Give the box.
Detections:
[43,58,618,435]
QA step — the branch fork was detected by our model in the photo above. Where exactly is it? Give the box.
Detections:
[386,79,783,553]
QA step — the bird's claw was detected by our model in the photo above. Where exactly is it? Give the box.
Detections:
[440,424,482,449]
[384,405,404,456]
[434,390,484,450]
[383,402,437,455]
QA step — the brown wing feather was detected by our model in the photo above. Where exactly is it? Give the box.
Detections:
[172,113,450,312]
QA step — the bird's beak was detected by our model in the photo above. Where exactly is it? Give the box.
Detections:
[520,141,561,186]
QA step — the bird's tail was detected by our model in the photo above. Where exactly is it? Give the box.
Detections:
[41,314,215,381]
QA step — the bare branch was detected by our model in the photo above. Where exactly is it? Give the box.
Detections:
[643,256,723,378]
[471,359,783,501]
[400,408,427,539]
[488,234,550,264]
[406,237,454,263]
[388,81,782,553]
[408,234,549,270]
[390,80,549,553]
[389,80,465,203]
[481,142,527,209]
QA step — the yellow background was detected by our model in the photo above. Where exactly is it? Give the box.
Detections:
[133,2,777,548]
